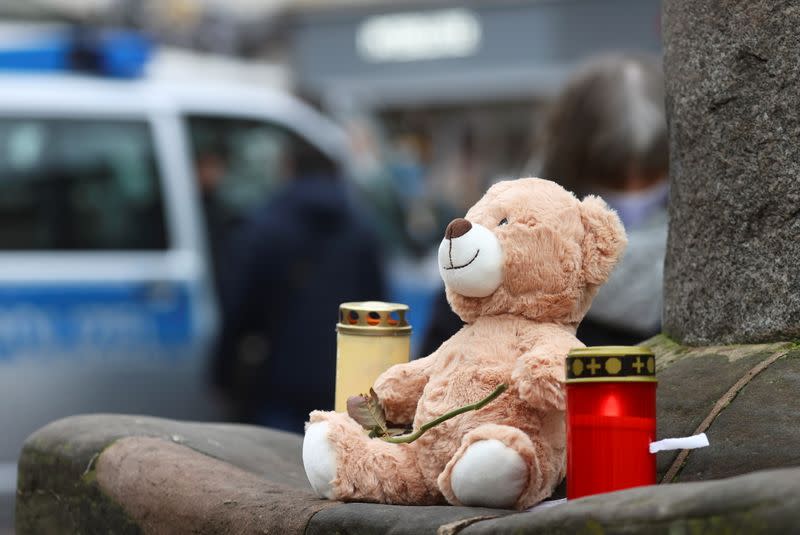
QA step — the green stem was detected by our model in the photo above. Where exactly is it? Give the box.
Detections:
[380,383,508,444]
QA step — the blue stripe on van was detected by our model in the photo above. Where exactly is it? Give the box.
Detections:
[0,283,192,361]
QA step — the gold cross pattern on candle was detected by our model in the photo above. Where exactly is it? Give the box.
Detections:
[565,346,657,383]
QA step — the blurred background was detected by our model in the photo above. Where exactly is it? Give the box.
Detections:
[0,0,664,530]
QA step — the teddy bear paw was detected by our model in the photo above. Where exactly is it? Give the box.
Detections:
[450,439,527,508]
[302,421,337,499]
[512,368,566,411]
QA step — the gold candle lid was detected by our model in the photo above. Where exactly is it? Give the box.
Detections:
[337,301,412,336]
[566,346,656,383]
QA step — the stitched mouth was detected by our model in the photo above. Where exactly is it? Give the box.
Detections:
[444,249,480,270]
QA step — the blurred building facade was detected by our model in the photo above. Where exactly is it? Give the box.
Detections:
[1,0,663,221]
[288,0,662,214]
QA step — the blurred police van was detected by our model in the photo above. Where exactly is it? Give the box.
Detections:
[0,29,349,489]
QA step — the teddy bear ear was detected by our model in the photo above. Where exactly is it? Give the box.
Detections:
[580,195,628,286]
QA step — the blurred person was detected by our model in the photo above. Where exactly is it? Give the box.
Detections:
[419,53,668,355]
[194,147,234,291]
[344,117,447,258]
[344,116,408,255]
[211,138,387,433]
[537,54,668,345]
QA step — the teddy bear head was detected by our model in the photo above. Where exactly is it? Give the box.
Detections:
[438,178,627,325]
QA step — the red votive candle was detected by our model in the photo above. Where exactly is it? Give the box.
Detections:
[565,346,657,499]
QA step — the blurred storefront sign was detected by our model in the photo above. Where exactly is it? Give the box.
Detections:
[356,8,481,63]
[291,0,662,109]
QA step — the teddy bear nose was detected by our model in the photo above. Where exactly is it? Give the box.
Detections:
[445,218,472,240]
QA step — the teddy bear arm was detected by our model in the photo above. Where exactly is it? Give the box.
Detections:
[372,356,434,424]
[511,342,573,411]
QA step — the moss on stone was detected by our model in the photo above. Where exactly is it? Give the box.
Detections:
[643,334,794,373]
[16,440,141,535]
[580,519,606,535]
[783,347,800,358]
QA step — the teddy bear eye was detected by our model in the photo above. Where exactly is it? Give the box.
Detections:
[499,218,509,226]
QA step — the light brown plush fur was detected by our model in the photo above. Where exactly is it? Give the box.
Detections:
[308,178,626,509]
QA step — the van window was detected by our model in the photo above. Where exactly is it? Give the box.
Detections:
[186,115,337,220]
[186,115,339,289]
[0,118,168,250]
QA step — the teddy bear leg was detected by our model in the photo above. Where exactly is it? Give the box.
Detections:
[437,424,562,509]
[303,411,441,505]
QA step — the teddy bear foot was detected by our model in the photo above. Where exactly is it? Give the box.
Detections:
[450,439,527,508]
[302,421,337,499]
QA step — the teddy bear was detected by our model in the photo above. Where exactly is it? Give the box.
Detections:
[303,177,626,509]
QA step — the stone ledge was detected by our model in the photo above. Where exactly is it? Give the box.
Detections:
[461,466,800,534]
[16,336,800,533]
[644,335,800,482]
[306,503,512,535]
[15,414,513,534]
[18,413,309,489]
[15,414,313,534]
[95,436,335,535]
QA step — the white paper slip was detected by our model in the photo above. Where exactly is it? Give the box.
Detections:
[649,433,710,453]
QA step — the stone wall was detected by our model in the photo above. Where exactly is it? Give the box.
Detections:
[662,0,800,345]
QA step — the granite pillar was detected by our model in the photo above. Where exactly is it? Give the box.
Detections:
[662,0,800,344]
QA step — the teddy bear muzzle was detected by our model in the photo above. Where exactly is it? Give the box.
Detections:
[438,220,504,298]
